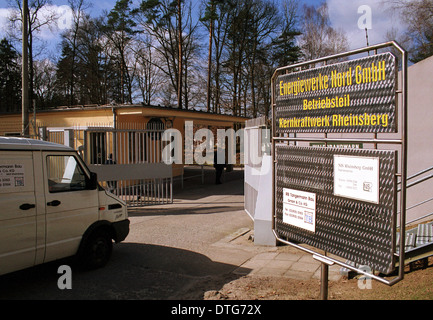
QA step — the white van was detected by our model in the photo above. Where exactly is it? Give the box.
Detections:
[0,137,129,276]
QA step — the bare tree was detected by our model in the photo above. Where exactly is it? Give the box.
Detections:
[246,0,280,117]
[8,0,59,107]
[33,58,57,108]
[298,2,349,61]
[271,0,301,68]
[105,0,137,104]
[382,0,433,62]
[136,0,199,109]
[200,0,233,114]
[133,34,164,105]
[60,0,90,106]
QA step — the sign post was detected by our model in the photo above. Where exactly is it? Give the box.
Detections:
[271,42,408,299]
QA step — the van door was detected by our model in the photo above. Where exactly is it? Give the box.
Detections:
[42,152,99,262]
[0,151,37,276]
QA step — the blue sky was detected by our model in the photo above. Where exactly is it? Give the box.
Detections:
[0,0,406,57]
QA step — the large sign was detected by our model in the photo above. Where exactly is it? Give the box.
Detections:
[272,42,408,288]
[275,52,397,133]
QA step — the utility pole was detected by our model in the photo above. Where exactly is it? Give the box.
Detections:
[206,1,214,113]
[22,0,29,137]
[177,0,183,110]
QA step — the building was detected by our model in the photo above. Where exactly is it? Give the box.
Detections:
[0,104,248,206]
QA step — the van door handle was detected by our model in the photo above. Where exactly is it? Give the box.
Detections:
[20,203,36,210]
[47,200,61,207]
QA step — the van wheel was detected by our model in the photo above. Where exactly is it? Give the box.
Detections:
[79,229,113,270]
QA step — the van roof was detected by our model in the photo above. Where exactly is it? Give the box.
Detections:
[0,137,73,151]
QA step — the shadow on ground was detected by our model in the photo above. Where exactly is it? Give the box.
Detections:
[172,166,245,200]
[0,242,250,300]
[128,205,245,217]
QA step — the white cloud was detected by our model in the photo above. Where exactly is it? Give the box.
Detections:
[0,8,11,37]
[328,0,406,50]
[34,5,74,40]
[54,5,75,32]
[0,4,74,41]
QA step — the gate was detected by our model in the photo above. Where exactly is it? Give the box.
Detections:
[84,124,172,207]
[41,123,173,207]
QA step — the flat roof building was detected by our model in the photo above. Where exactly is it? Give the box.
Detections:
[0,104,248,206]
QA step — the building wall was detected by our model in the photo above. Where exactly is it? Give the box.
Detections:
[405,54,433,224]
[0,108,115,137]
[0,106,247,180]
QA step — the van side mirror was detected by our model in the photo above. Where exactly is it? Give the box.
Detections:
[87,172,98,190]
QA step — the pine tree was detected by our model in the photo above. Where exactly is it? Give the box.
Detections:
[271,27,301,68]
[0,38,21,113]
[137,0,185,109]
[106,0,138,104]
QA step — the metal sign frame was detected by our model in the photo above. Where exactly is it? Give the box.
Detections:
[271,42,408,291]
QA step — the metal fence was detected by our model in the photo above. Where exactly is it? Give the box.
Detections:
[44,123,173,207]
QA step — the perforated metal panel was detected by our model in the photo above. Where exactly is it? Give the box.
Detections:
[275,52,397,133]
[274,145,397,274]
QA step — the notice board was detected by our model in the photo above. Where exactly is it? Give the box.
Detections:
[275,146,397,274]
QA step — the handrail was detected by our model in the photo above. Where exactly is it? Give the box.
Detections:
[397,165,433,191]
[405,211,433,226]
[397,165,433,227]
[406,196,433,213]
[406,165,433,182]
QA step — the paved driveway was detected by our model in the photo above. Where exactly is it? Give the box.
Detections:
[0,169,255,300]
[0,168,341,300]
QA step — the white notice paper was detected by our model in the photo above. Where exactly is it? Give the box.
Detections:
[282,188,316,232]
[334,155,379,204]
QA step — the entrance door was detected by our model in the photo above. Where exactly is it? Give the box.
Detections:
[0,151,37,275]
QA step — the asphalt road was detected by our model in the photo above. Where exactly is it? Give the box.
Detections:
[0,168,254,300]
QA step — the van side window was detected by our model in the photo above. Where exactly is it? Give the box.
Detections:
[47,156,87,193]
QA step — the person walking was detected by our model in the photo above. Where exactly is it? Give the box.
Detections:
[213,146,226,184]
